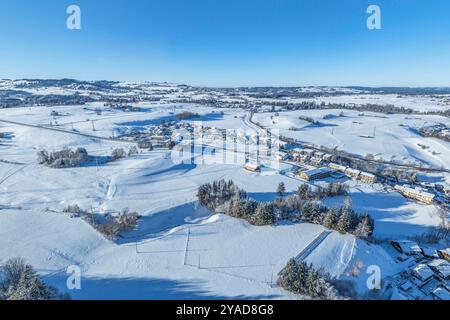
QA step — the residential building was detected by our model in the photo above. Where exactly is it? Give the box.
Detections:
[428,259,450,280]
[298,167,333,181]
[432,287,450,300]
[360,171,377,184]
[345,168,361,179]
[329,162,347,172]
[412,264,434,282]
[394,185,435,204]
[391,240,422,255]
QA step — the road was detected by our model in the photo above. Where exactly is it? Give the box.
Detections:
[0,119,135,145]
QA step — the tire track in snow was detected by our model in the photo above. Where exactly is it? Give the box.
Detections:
[0,163,31,186]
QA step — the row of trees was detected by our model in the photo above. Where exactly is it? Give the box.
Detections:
[198,180,374,238]
[197,180,247,211]
[271,195,374,238]
[37,147,90,168]
[176,111,200,120]
[63,205,140,240]
[277,259,339,300]
[0,258,70,300]
[295,183,348,201]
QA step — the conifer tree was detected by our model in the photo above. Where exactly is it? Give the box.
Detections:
[277,182,286,198]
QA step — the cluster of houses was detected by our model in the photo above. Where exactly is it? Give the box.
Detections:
[394,185,436,205]
[123,121,189,149]
[389,240,450,300]
[297,167,334,181]
[291,148,332,166]
[328,163,377,184]
[289,148,378,184]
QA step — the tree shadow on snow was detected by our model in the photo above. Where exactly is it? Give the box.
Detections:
[117,202,212,244]
[44,275,281,300]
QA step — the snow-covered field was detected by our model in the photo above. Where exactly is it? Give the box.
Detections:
[0,94,448,300]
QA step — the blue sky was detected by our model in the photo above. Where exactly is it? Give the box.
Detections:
[0,0,450,87]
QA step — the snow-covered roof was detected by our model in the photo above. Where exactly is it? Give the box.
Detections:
[428,259,450,279]
[345,168,361,175]
[329,163,347,171]
[360,171,376,178]
[392,240,422,255]
[302,167,333,177]
[244,162,260,170]
[422,246,440,258]
[413,264,434,281]
[439,248,450,257]
[432,287,450,300]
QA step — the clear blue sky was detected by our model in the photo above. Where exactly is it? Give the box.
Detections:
[1,0,450,87]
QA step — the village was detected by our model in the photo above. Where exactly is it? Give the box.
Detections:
[386,241,450,300]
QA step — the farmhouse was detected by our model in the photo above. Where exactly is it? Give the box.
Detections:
[394,185,435,204]
[360,171,377,184]
[391,240,422,255]
[298,167,333,181]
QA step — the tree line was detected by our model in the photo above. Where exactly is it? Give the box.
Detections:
[278,258,339,300]
[37,146,139,168]
[63,205,140,240]
[0,258,70,300]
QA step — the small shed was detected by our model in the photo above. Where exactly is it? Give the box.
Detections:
[391,240,422,255]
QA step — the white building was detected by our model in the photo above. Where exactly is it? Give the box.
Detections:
[298,167,333,181]
[395,185,435,204]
